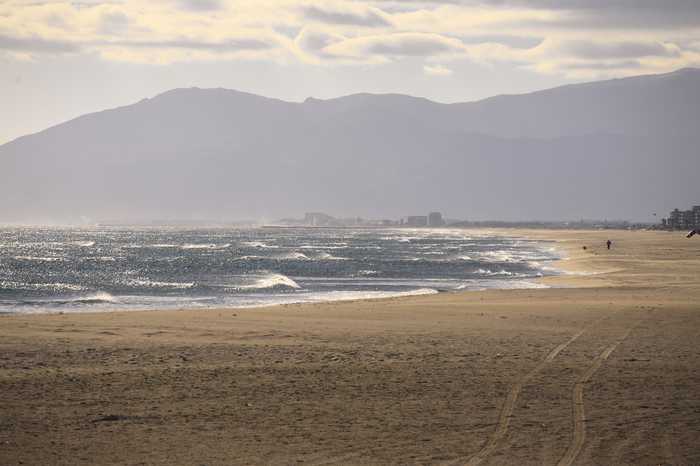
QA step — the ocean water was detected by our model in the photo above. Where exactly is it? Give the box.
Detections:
[0,227,560,314]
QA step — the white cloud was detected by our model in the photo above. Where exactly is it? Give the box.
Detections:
[322,32,467,61]
[1,0,699,76]
[423,63,452,76]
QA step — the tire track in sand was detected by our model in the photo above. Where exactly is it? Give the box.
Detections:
[556,322,639,466]
[445,317,607,466]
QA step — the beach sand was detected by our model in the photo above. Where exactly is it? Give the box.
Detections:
[1,229,699,465]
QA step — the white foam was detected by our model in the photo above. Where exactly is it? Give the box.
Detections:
[478,250,519,263]
[456,280,548,291]
[13,256,63,262]
[299,243,348,250]
[126,279,195,289]
[301,288,438,302]
[0,281,85,292]
[75,292,119,303]
[273,252,311,261]
[236,273,301,291]
[72,241,95,247]
[242,241,278,249]
[123,243,193,249]
[314,252,347,260]
[476,268,513,276]
[182,243,230,250]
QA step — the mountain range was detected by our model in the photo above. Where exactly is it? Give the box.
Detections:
[2,68,699,223]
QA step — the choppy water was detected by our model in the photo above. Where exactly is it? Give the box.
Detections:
[0,227,560,314]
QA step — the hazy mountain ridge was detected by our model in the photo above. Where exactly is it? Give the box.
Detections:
[2,68,699,223]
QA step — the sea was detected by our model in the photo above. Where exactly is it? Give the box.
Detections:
[0,226,561,314]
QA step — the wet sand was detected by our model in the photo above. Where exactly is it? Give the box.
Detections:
[1,229,699,465]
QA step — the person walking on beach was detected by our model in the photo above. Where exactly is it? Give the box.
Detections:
[606,240,612,250]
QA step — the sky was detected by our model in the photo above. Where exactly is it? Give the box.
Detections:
[2,0,700,145]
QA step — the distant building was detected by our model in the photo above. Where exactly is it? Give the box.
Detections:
[664,205,700,230]
[405,216,428,227]
[428,212,445,227]
[304,212,335,226]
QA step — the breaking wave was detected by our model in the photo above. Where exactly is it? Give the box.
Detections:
[476,268,514,276]
[126,279,195,289]
[52,292,119,305]
[236,274,301,291]
[314,252,347,260]
[242,241,278,249]
[0,281,86,292]
[274,252,311,261]
[13,256,64,262]
[181,243,231,250]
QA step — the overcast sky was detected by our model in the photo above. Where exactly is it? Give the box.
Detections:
[2,0,700,144]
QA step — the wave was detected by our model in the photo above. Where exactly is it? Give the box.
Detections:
[52,292,119,305]
[528,261,561,274]
[235,255,264,261]
[299,243,348,250]
[0,281,85,292]
[274,252,311,261]
[476,268,513,276]
[123,243,178,249]
[13,255,64,262]
[478,250,520,263]
[314,252,347,261]
[242,241,278,249]
[380,236,415,243]
[310,288,439,302]
[86,256,117,262]
[126,279,195,289]
[358,270,379,277]
[235,252,311,261]
[236,274,301,291]
[456,280,548,291]
[181,243,231,250]
[72,241,95,247]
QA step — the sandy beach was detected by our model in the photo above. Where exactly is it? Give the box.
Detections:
[1,229,699,465]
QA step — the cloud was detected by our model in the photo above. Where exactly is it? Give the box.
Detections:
[114,37,274,52]
[423,63,452,75]
[0,33,79,53]
[302,4,390,27]
[1,0,699,78]
[98,10,128,35]
[176,0,222,12]
[323,32,466,60]
[559,40,680,60]
[294,26,345,59]
[562,60,643,71]
[459,34,542,49]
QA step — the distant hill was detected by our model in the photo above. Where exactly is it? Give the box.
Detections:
[1,68,699,223]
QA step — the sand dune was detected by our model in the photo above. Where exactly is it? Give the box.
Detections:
[1,229,699,465]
